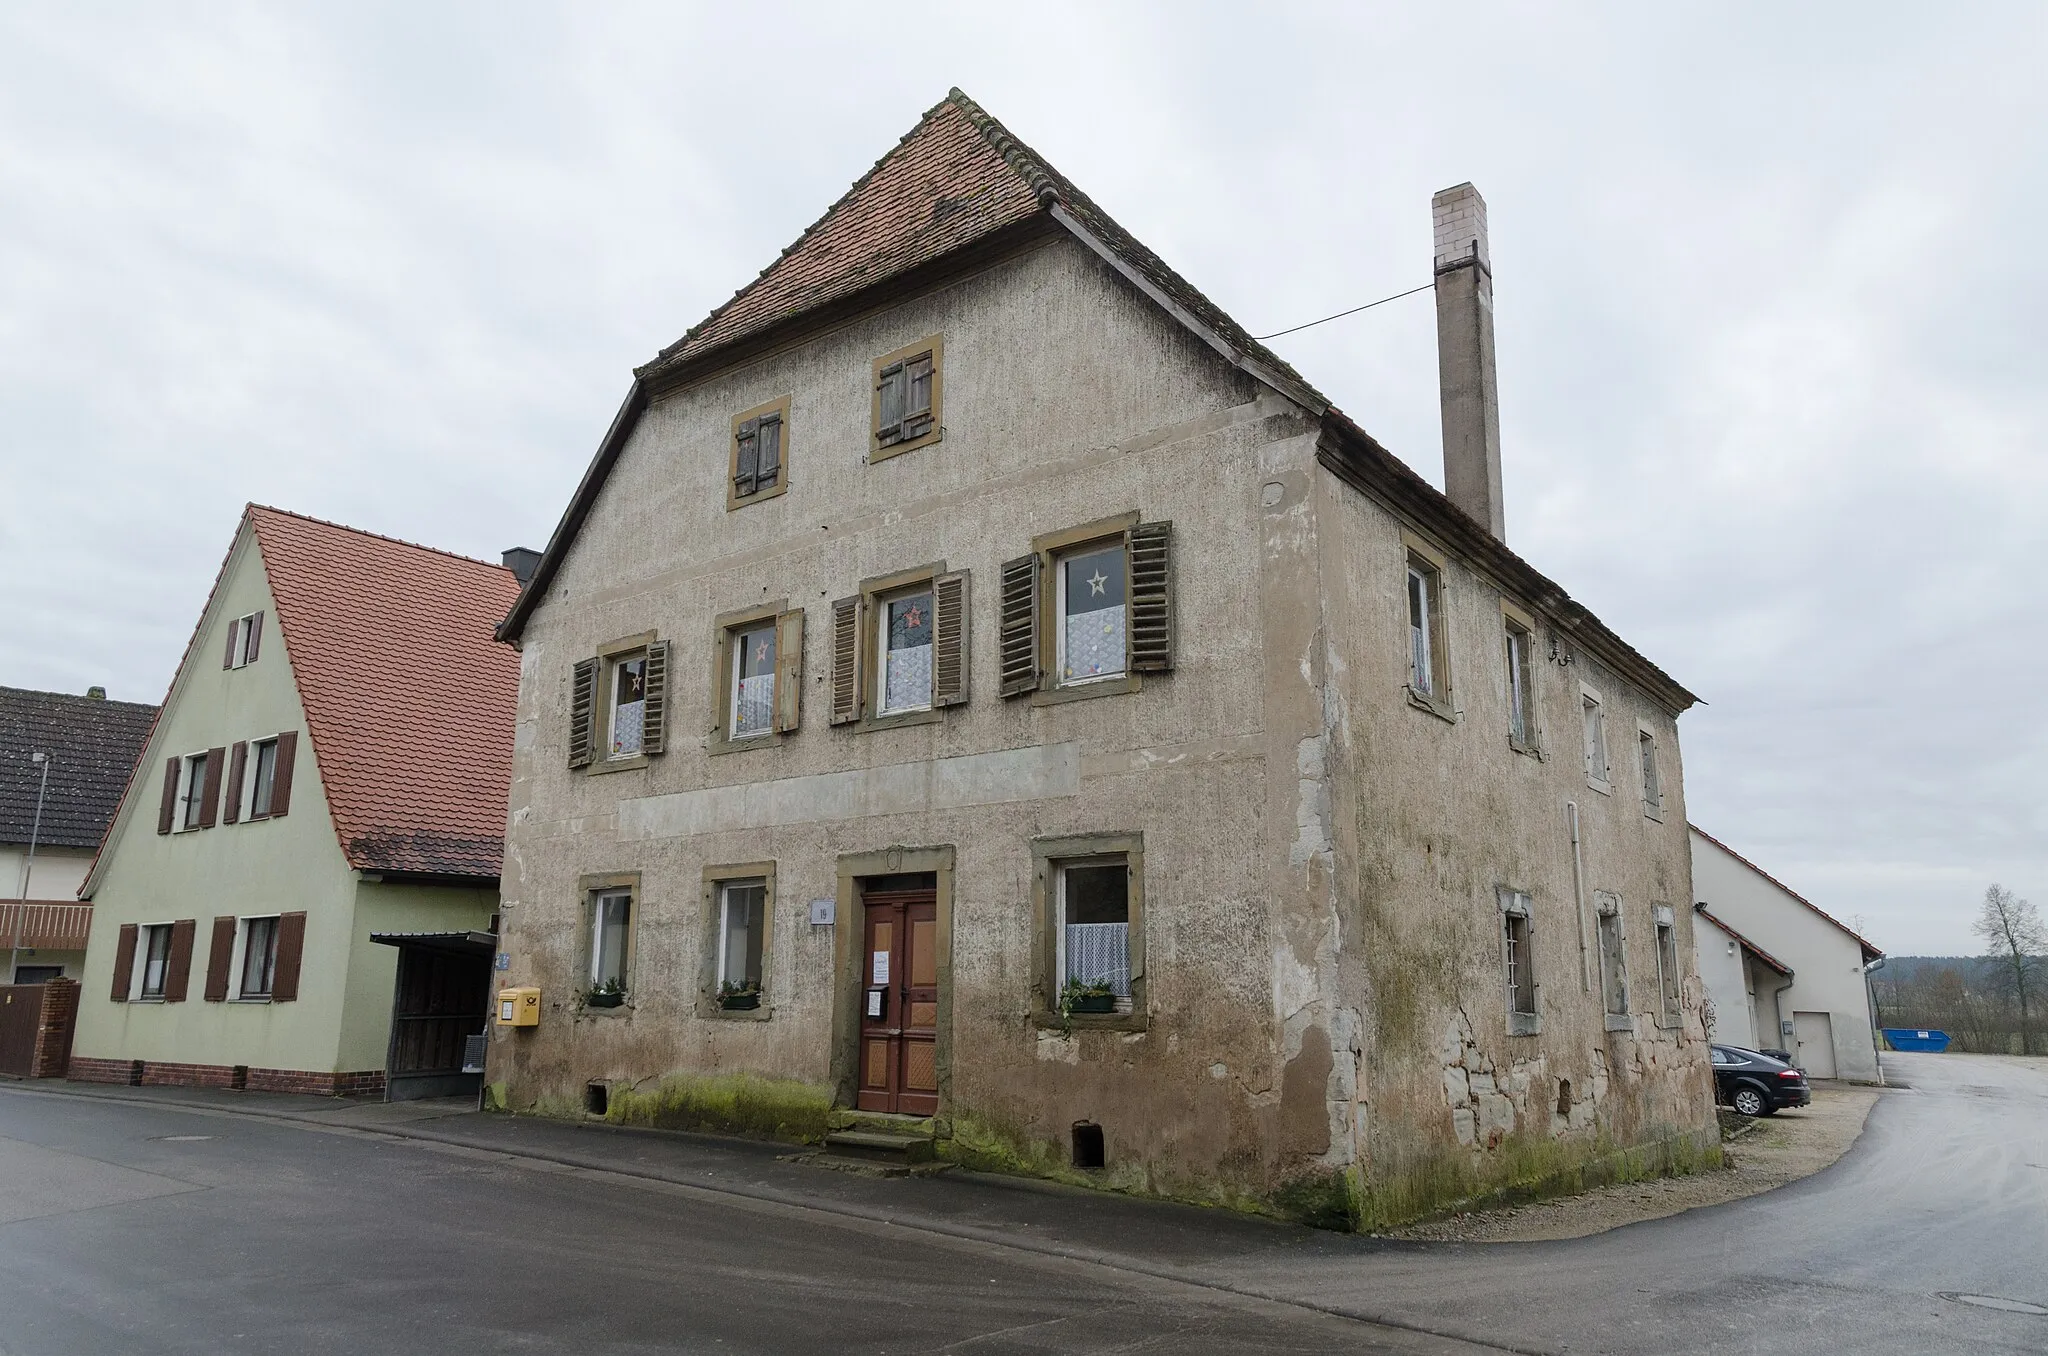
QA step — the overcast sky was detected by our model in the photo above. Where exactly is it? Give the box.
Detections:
[3,4,2041,955]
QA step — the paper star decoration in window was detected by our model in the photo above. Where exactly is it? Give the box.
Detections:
[1087,570,1108,596]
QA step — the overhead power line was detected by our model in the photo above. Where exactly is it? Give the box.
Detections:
[1252,281,1435,341]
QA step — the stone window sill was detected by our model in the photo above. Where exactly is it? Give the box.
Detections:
[708,731,784,757]
[1032,674,1141,708]
[1586,776,1614,797]
[586,754,650,776]
[1643,801,1665,822]
[1507,1011,1541,1037]
[1030,1009,1148,1034]
[697,1001,774,1022]
[1406,685,1457,724]
[1509,735,1543,760]
[1604,1013,1634,1033]
[577,1002,635,1019]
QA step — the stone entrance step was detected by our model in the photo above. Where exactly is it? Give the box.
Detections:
[821,1128,935,1164]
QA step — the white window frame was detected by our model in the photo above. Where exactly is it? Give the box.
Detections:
[233,914,281,1001]
[1408,563,1438,697]
[177,751,209,831]
[875,586,936,716]
[1580,685,1610,790]
[1054,856,1133,1011]
[589,889,633,991]
[227,613,260,668]
[244,738,279,820]
[715,879,768,992]
[1053,543,1129,689]
[728,623,778,740]
[132,922,176,1000]
[606,651,649,761]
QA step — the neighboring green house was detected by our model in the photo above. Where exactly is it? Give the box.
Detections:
[72,506,522,1097]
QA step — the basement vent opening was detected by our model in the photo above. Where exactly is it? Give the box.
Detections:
[231,1065,249,1091]
[1557,1079,1572,1117]
[585,1081,609,1117]
[1071,1121,1105,1169]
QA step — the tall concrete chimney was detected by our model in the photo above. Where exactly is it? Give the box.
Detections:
[1432,183,1504,540]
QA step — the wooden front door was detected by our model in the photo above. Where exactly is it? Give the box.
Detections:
[856,891,939,1116]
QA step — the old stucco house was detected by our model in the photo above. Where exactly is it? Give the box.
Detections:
[490,89,1715,1226]
[72,507,519,1098]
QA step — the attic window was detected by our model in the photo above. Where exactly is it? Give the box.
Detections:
[871,337,942,461]
[224,612,263,669]
[730,397,791,508]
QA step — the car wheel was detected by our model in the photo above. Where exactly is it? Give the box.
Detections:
[1731,1085,1767,1117]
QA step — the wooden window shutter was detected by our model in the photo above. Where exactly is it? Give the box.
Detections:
[773,609,804,733]
[203,916,236,1002]
[164,918,197,1002]
[734,417,760,497]
[757,414,782,486]
[876,361,906,445]
[269,731,298,818]
[246,610,262,662]
[904,353,934,438]
[157,757,180,834]
[197,747,226,828]
[568,657,599,767]
[110,923,138,1001]
[271,912,307,1002]
[932,569,970,707]
[998,553,1041,697]
[641,640,670,755]
[1127,519,1175,673]
[223,742,247,825]
[829,595,863,726]
[223,620,239,669]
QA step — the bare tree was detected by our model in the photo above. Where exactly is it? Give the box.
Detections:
[1973,885,2046,1056]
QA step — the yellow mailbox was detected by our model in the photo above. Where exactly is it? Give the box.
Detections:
[497,986,541,1027]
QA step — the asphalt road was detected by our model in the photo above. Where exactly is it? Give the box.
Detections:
[1,1052,2042,1355]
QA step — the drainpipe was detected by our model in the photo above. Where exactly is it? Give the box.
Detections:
[1567,801,1590,992]
[1769,972,1797,1063]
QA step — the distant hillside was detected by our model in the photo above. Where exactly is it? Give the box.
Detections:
[1875,955,1994,983]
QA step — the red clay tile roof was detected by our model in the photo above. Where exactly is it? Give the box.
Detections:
[643,96,1044,374]
[250,507,520,878]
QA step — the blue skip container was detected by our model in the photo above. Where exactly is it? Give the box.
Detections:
[1882,1028,1950,1053]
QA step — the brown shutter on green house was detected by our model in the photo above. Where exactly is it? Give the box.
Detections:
[246,610,262,662]
[269,732,298,818]
[640,640,670,755]
[223,742,247,825]
[164,919,197,1002]
[999,554,1040,697]
[203,916,236,1002]
[271,912,307,1003]
[773,610,804,733]
[568,657,598,767]
[157,757,180,834]
[829,595,862,726]
[224,621,239,669]
[734,417,760,497]
[932,570,970,707]
[197,748,226,828]
[1127,519,1175,673]
[110,923,139,1001]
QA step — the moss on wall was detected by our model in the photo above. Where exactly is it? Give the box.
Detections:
[605,1072,832,1144]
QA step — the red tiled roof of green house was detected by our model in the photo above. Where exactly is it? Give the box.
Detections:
[249,507,520,878]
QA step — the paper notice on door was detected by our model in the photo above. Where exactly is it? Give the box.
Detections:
[871,951,889,986]
[867,990,883,1018]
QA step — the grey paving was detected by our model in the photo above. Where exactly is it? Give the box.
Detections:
[1,1052,2043,1354]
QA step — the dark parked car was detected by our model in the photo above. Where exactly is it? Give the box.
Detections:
[1711,1044,1812,1116]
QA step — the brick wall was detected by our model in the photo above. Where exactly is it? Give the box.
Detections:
[65,1056,384,1098]
[29,978,79,1078]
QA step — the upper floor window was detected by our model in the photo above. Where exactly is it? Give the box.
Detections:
[999,515,1174,702]
[222,732,295,824]
[223,612,263,669]
[828,568,969,727]
[178,751,212,831]
[1503,614,1536,748]
[711,606,802,750]
[567,637,670,770]
[1638,728,1663,817]
[729,396,790,508]
[879,589,934,715]
[1581,686,1610,787]
[870,337,942,461]
[1403,541,1451,716]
